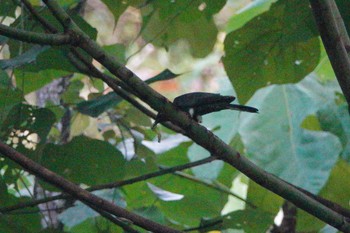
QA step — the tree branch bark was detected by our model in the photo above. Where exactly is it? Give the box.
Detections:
[309,0,350,111]
[0,23,72,45]
[0,141,180,233]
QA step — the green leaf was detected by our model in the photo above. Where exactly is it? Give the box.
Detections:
[0,88,22,125]
[14,69,70,94]
[239,77,341,194]
[0,45,49,69]
[222,209,274,232]
[77,92,122,117]
[1,104,56,145]
[101,0,144,23]
[246,180,283,213]
[145,69,180,84]
[317,103,350,161]
[0,0,17,17]
[223,0,320,103]
[103,43,126,64]
[296,159,350,232]
[41,136,126,189]
[226,0,276,33]
[141,0,225,57]
[61,76,84,104]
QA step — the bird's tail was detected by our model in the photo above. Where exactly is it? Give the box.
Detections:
[229,104,259,113]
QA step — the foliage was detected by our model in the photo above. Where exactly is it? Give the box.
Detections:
[0,0,349,232]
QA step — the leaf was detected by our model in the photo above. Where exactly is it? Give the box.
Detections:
[103,43,126,64]
[59,189,126,228]
[14,69,70,94]
[1,104,56,145]
[0,88,22,124]
[145,69,180,84]
[101,0,144,24]
[222,209,274,232]
[296,160,350,232]
[226,0,276,33]
[61,76,84,104]
[0,177,41,233]
[317,103,350,161]
[41,136,126,189]
[239,77,341,194]
[77,92,122,117]
[0,45,49,69]
[141,0,225,57]
[0,0,17,17]
[246,180,283,213]
[223,0,320,103]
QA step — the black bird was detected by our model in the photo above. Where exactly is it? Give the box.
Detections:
[152,92,258,129]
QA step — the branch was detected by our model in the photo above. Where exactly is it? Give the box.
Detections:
[66,49,185,134]
[0,141,180,233]
[1,156,216,213]
[40,1,350,231]
[309,0,350,110]
[0,24,72,45]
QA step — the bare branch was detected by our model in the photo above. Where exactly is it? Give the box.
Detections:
[309,0,350,111]
[0,23,72,45]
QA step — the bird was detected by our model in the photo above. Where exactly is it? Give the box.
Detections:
[152,92,258,129]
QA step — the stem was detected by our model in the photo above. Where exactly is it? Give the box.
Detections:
[0,23,72,45]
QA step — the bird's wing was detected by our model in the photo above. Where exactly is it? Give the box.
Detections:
[173,92,235,108]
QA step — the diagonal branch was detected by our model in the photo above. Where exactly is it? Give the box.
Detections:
[0,141,180,233]
[309,0,350,111]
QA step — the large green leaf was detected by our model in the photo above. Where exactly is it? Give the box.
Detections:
[318,103,350,161]
[223,0,320,103]
[239,76,341,194]
[41,136,126,188]
[141,0,225,57]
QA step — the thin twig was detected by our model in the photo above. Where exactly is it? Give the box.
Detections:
[0,156,217,213]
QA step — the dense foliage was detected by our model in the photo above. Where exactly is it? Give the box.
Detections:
[0,0,349,232]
